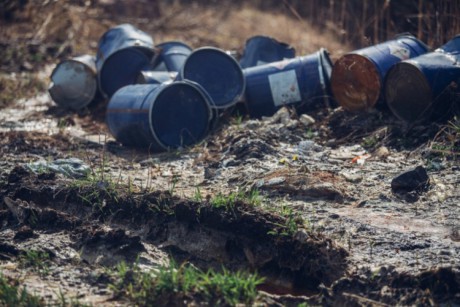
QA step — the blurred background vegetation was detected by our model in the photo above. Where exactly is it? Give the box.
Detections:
[0,0,459,107]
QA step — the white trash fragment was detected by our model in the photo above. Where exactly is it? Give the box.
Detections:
[299,114,315,126]
[27,158,91,179]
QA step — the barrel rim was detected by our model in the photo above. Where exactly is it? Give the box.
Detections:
[384,61,433,123]
[180,46,246,109]
[148,80,213,150]
[98,46,154,98]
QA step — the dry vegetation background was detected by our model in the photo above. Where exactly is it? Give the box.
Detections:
[1,0,460,71]
[0,0,460,110]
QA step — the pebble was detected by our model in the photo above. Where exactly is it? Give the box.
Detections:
[340,171,363,183]
[299,114,316,126]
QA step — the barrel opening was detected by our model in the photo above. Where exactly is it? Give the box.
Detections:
[99,48,153,98]
[182,48,245,108]
[385,63,432,123]
[150,82,211,149]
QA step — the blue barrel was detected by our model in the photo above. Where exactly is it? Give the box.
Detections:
[177,47,245,109]
[385,35,460,123]
[49,54,99,110]
[240,35,296,69]
[106,81,213,150]
[242,48,333,118]
[96,24,155,98]
[137,71,176,84]
[151,41,192,72]
[331,34,429,112]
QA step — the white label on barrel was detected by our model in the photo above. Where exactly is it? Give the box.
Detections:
[269,69,301,107]
[389,45,410,60]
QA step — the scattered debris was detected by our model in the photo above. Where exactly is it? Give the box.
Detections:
[26,158,90,178]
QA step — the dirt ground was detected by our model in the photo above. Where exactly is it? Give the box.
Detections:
[1,1,460,306]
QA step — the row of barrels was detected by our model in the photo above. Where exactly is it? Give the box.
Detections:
[48,24,460,151]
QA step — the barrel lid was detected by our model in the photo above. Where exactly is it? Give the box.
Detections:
[331,53,381,112]
[99,47,153,98]
[149,80,213,149]
[181,47,245,109]
[385,62,432,123]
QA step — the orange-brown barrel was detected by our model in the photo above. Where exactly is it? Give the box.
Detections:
[331,35,429,112]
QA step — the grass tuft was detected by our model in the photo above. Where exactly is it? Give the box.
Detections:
[109,260,264,306]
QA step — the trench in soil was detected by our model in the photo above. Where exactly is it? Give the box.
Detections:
[0,167,348,297]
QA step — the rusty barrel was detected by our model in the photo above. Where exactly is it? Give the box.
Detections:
[106,81,213,151]
[385,35,460,123]
[96,24,155,98]
[151,41,192,72]
[239,35,296,69]
[243,48,333,118]
[331,35,429,112]
[176,47,245,109]
[48,54,99,110]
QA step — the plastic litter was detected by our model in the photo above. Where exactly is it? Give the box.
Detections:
[26,158,91,179]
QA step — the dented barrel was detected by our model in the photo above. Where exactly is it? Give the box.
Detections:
[239,35,296,68]
[331,35,429,112]
[385,35,460,123]
[48,54,99,110]
[243,48,333,118]
[152,41,192,72]
[106,81,213,150]
[177,47,245,109]
[96,24,155,98]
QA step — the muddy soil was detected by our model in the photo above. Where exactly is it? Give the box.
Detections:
[1,1,460,306]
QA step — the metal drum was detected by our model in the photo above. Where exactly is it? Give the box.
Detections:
[96,23,155,98]
[151,41,192,72]
[243,48,333,118]
[385,35,460,123]
[137,71,176,84]
[331,34,429,112]
[48,54,98,110]
[106,81,213,151]
[177,47,245,109]
[240,35,296,69]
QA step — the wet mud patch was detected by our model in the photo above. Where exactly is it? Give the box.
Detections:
[0,167,348,296]
[325,266,460,306]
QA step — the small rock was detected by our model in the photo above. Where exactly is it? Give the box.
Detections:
[266,107,290,124]
[245,119,261,129]
[265,177,286,186]
[391,166,430,192]
[299,114,316,126]
[286,119,299,129]
[340,171,363,183]
[14,226,35,241]
[373,146,390,159]
[298,140,322,155]
[21,61,34,71]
